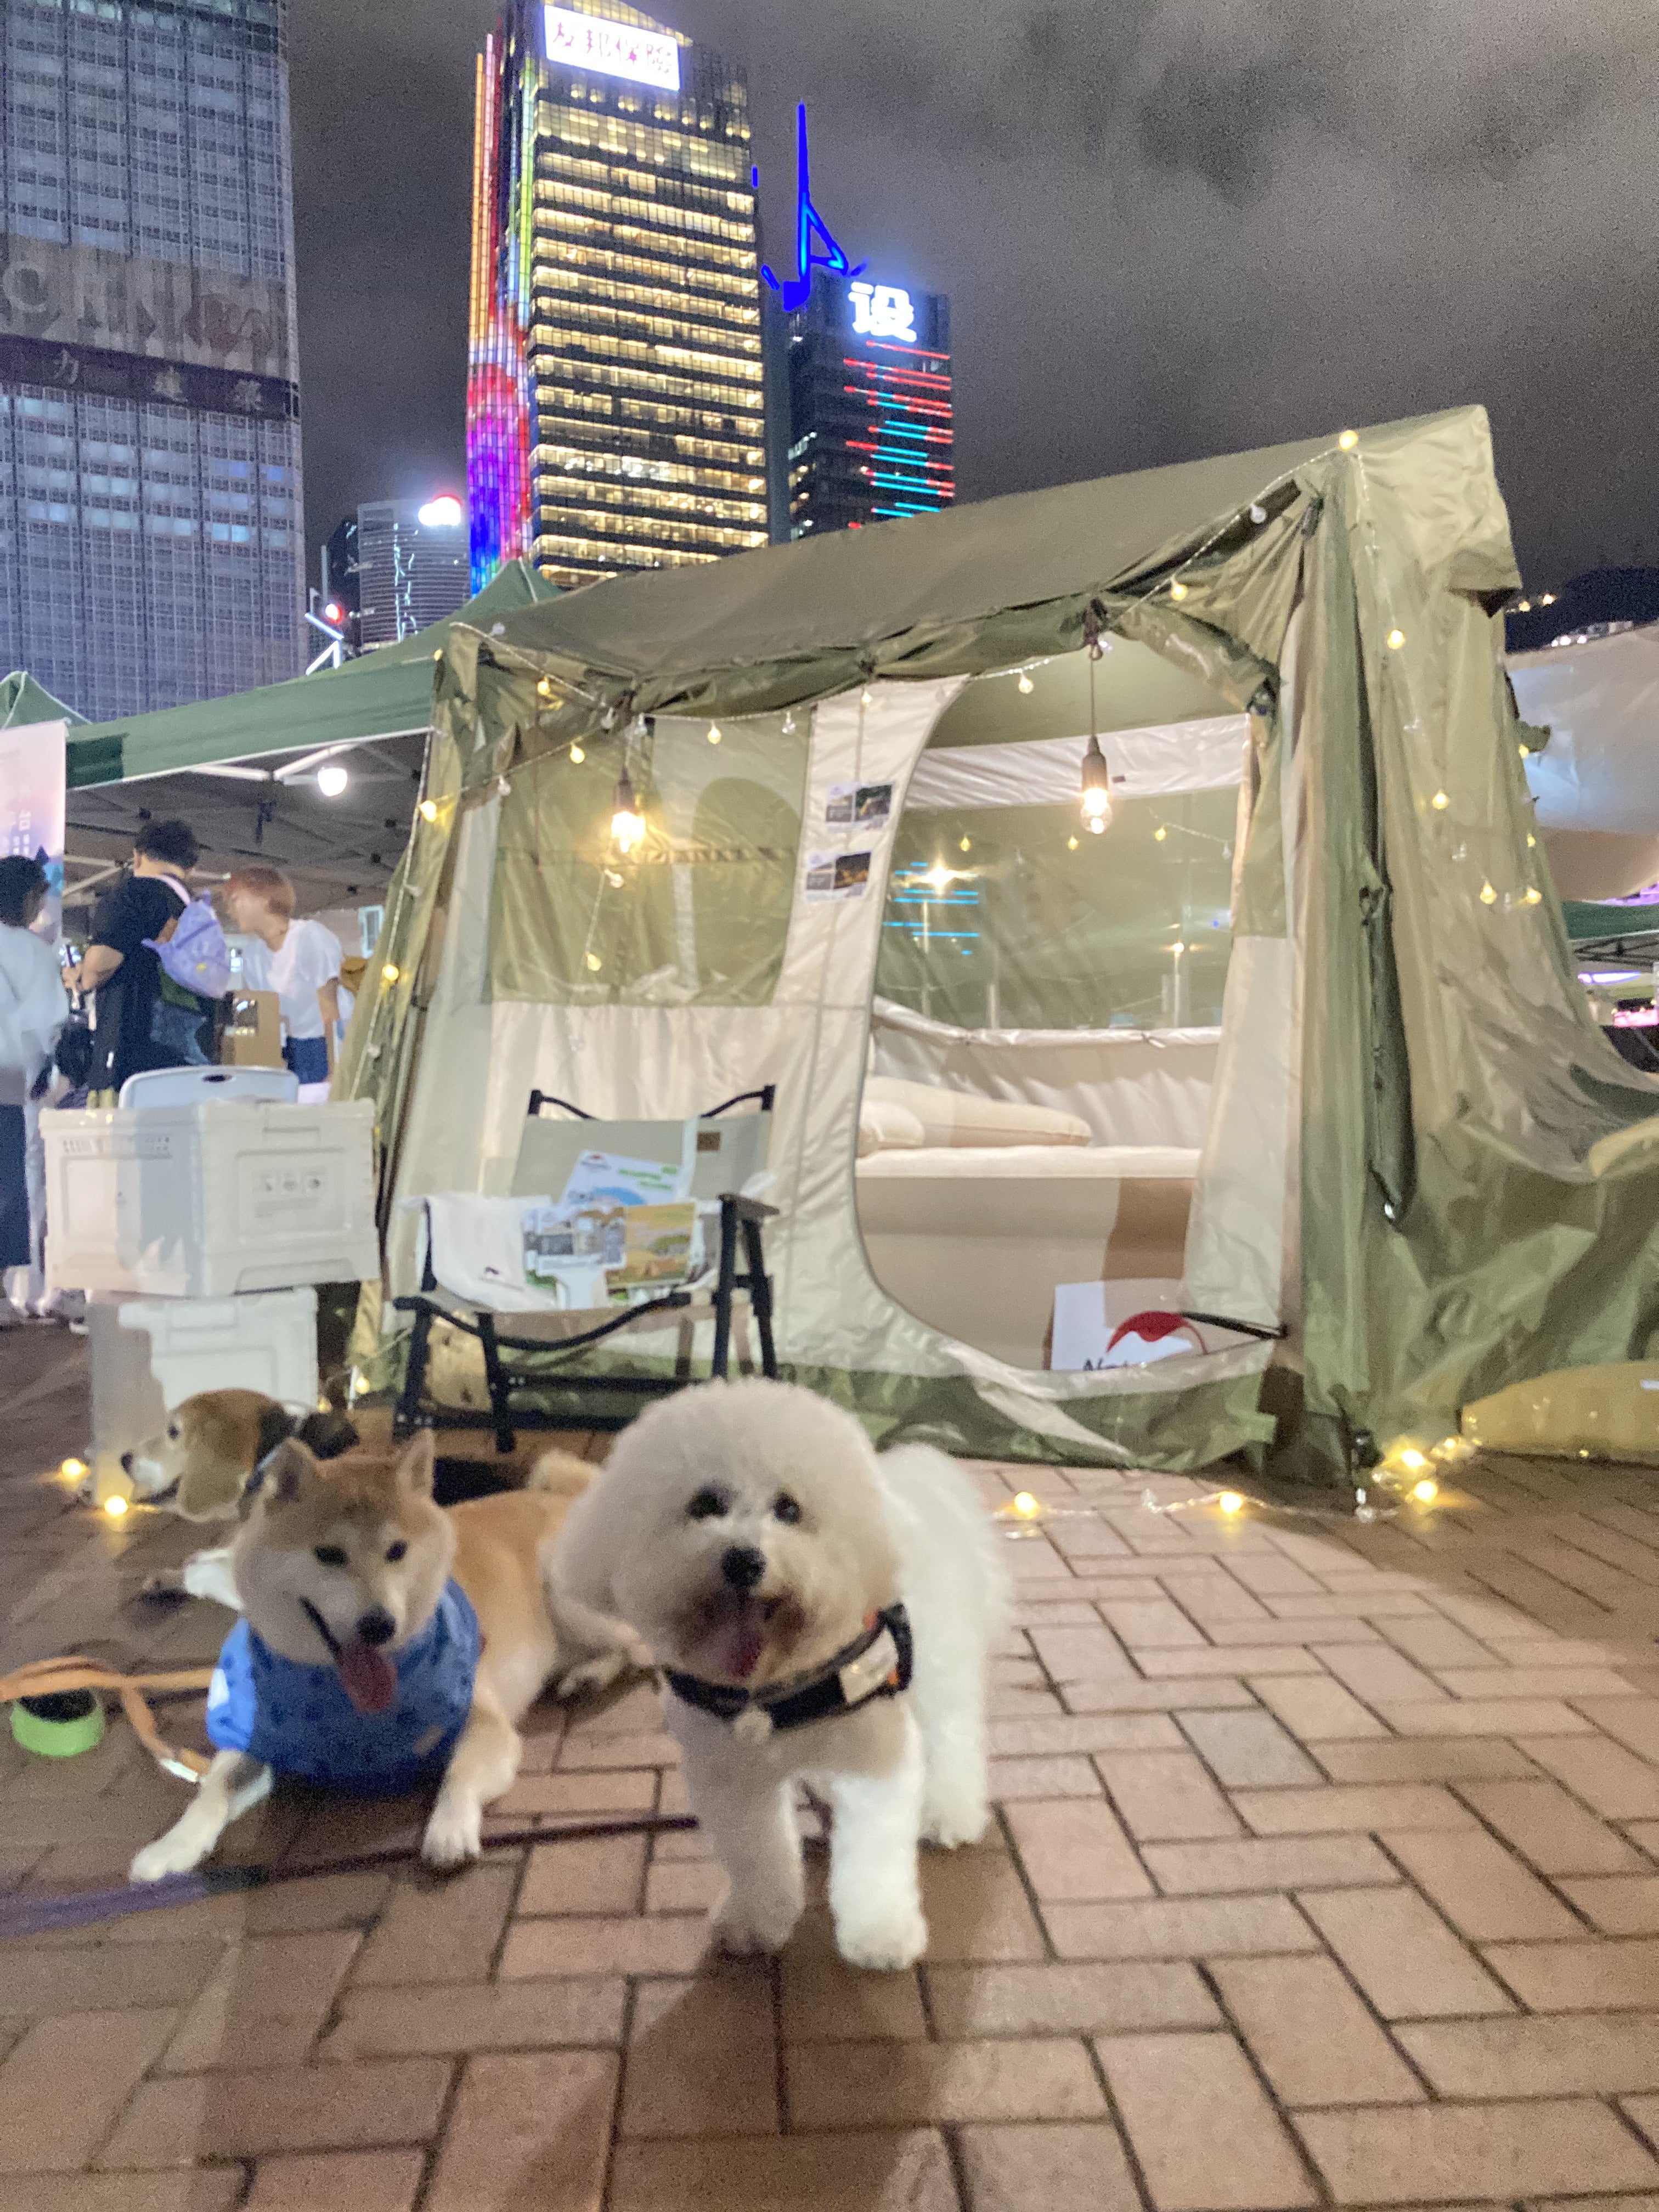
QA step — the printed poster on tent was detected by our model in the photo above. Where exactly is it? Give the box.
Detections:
[0,719,67,945]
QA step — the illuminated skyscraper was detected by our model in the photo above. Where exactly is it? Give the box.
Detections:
[355,497,470,645]
[0,0,304,716]
[466,0,768,593]
[759,108,952,541]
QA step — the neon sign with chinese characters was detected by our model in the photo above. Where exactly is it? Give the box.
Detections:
[543,6,680,91]
[849,281,917,344]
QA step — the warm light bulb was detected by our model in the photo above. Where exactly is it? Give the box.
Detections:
[1480,882,1497,905]
[1067,836,1079,850]
[924,866,952,894]
[1399,1448,1428,1471]
[959,837,971,853]
[1526,833,1536,848]
[1012,1492,1041,1519]
[104,1493,129,1519]
[418,799,438,822]
[1541,592,1555,606]
[1169,579,1189,602]
[1017,671,1034,694]
[1082,791,1110,820]
[1516,600,1532,613]
[1088,815,1107,834]
[1411,1478,1439,1504]
[1523,887,1541,904]
[317,764,349,798]
[1386,628,1405,651]
[381,962,400,984]
[1431,791,1449,809]
[707,724,722,745]
[569,743,585,763]
[1338,429,1358,450]
[611,770,645,853]
[860,689,874,708]
[538,677,554,698]
[1518,742,1531,758]
[585,951,602,970]
[1154,825,1169,842]
[1218,1491,1245,1516]
[60,1456,87,1481]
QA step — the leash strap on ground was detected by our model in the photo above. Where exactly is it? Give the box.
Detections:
[0,1813,701,1939]
[0,1656,215,1782]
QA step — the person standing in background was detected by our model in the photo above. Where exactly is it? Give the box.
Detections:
[222,866,342,1096]
[65,819,211,1099]
[0,856,67,1325]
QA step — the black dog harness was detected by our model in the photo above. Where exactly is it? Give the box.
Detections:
[666,1603,913,1735]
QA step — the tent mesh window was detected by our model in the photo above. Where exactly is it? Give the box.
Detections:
[489,714,808,1005]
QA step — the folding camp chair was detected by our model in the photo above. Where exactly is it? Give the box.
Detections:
[392,1086,778,1447]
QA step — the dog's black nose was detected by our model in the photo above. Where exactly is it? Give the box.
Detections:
[357,1607,397,1646]
[721,1545,766,1593]
[120,1452,133,1474]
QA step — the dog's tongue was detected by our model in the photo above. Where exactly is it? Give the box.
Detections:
[337,1640,398,1716]
[710,1604,769,1682]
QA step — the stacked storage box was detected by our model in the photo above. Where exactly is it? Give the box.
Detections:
[42,1098,380,1496]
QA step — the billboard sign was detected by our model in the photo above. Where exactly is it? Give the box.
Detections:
[543,7,680,90]
[0,719,67,946]
[849,281,917,344]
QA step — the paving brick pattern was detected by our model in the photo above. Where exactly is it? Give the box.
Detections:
[9,1388,1659,2205]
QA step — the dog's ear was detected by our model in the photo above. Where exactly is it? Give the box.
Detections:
[259,1437,313,1507]
[297,1407,358,1462]
[394,1429,437,1501]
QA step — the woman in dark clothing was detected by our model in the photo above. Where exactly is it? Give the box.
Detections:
[66,819,211,1100]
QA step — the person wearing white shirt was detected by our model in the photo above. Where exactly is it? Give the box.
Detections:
[0,856,68,1323]
[223,866,343,1100]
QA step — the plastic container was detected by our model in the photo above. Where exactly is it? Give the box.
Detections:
[88,1284,319,1479]
[43,1098,377,1297]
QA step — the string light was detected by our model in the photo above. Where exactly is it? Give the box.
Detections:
[1249,503,1268,524]
[860,689,874,708]
[1523,887,1542,905]
[1169,580,1189,602]
[1154,825,1169,842]
[104,1494,129,1519]
[569,742,585,763]
[1431,792,1449,809]
[1410,1478,1440,1504]
[585,951,602,971]
[1480,883,1497,905]
[1541,593,1556,606]
[611,770,645,854]
[959,837,972,853]
[538,677,553,697]
[418,799,438,823]
[781,710,797,735]
[59,1457,87,1481]
[1398,1448,1428,1472]
[1218,1491,1245,1515]
[1017,672,1034,694]
[707,724,722,745]
[1526,833,1536,848]
[1518,742,1531,758]
[381,962,400,984]
[1386,628,1406,650]
[1067,836,1079,850]
[1338,429,1358,450]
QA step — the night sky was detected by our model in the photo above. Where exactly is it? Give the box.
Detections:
[291,0,1659,593]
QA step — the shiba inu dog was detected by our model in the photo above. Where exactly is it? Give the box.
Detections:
[130,1432,650,1881]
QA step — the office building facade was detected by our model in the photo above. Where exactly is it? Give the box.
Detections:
[780,268,952,539]
[354,497,470,645]
[466,0,768,593]
[0,0,304,719]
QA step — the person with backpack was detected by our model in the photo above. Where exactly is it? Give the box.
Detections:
[66,820,229,1102]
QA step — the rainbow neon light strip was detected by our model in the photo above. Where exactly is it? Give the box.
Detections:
[843,343,953,521]
[466,30,537,591]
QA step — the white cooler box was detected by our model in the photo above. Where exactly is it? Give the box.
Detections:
[44,1097,379,1297]
[88,1285,319,1482]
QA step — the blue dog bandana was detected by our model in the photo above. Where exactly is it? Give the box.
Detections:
[206,1581,481,1794]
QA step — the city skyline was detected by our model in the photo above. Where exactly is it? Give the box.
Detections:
[291,0,1658,600]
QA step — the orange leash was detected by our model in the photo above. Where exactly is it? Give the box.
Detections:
[0,1656,214,1781]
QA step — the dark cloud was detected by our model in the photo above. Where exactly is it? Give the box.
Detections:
[292,0,1659,590]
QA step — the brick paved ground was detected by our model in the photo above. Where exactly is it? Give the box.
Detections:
[5,1332,1659,2208]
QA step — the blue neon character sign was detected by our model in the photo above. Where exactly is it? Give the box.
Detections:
[761,104,865,312]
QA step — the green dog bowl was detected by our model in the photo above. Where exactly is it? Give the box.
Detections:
[12,1689,105,1759]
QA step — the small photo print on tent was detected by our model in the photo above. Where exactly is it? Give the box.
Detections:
[805,849,873,902]
[825,782,893,828]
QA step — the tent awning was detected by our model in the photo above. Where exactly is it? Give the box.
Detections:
[63,561,557,790]
[0,672,83,729]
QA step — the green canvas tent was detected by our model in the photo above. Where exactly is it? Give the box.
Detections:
[61,561,557,791]
[338,407,1659,1484]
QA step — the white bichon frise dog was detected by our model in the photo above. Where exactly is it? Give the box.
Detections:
[556,1378,1009,1971]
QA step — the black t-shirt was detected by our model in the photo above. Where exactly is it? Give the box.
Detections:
[88,873,188,1093]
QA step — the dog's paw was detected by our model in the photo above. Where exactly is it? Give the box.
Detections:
[834,1904,928,1972]
[139,1570,189,1604]
[921,1796,991,1850]
[710,1900,800,1957]
[556,1652,628,1701]
[129,1831,207,1883]
[421,1795,483,1870]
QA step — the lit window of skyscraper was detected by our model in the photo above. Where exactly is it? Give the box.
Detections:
[0,0,304,719]
[467,0,769,594]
